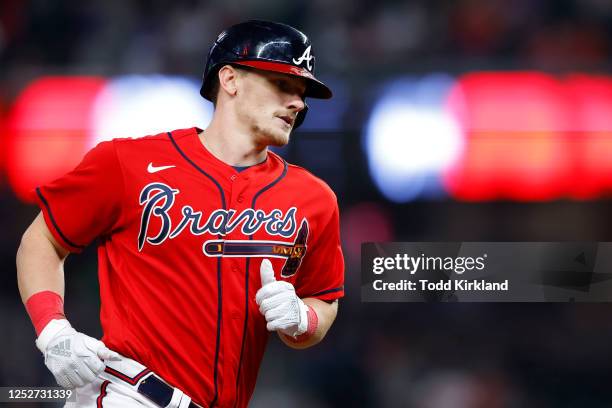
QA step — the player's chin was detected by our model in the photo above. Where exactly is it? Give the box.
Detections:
[270,134,290,147]
[263,126,291,147]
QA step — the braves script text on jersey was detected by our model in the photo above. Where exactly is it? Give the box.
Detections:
[34,127,345,407]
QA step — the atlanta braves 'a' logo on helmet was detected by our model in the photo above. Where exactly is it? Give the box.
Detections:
[292,45,313,71]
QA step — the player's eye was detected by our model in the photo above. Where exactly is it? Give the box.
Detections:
[274,79,289,92]
[273,79,305,98]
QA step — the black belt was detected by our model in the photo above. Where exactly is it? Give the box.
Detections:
[137,374,203,408]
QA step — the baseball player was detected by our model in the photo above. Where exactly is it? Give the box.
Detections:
[17,20,344,407]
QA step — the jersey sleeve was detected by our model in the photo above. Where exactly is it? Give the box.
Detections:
[34,140,125,253]
[295,198,345,301]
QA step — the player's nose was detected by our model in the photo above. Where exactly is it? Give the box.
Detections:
[287,94,305,114]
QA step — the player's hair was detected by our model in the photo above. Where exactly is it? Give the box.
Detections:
[208,77,220,107]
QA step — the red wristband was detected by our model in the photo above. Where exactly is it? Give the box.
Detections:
[25,291,66,336]
[284,305,319,343]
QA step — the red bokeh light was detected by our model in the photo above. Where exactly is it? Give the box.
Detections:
[6,77,106,202]
[564,75,612,199]
[444,72,612,201]
[0,100,5,186]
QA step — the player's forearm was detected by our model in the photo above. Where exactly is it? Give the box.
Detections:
[278,298,338,349]
[17,213,68,303]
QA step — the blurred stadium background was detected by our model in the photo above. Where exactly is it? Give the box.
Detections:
[2,0,612,407]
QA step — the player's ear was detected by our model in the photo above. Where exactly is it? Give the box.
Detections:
[217,65,239,98]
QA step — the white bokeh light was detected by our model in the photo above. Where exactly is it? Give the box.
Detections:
[364,75,463,202]
[90,75,213,146]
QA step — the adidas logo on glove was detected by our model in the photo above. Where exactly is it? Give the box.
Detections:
[49,339,72,358]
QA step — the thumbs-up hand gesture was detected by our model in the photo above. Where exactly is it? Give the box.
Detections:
[255,259,308,337]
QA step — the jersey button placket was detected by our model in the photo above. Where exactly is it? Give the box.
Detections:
[230,174,249,207]
[229,174,240,208]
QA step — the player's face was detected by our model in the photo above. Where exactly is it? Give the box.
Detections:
[236,68,307,147]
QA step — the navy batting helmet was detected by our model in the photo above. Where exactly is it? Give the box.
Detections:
[200,20,332,128]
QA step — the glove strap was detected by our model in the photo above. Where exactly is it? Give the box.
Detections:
[286,305,319,343]
[35,319,72,353]
[303,305,319,337]
[25,290,66,336]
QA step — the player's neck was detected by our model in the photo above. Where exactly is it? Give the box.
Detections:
[199,115,267,167]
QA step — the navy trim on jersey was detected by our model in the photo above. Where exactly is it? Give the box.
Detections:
[210,257,222,408]
[166,131,226,407]
[252,160,288,201]
[310,286,344,297]
[36,187,86,250]
[166,131,227,209]
[234,160,288,408]
[232,156,266,173]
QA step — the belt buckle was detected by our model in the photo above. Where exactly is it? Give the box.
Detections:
[137,374,174,407]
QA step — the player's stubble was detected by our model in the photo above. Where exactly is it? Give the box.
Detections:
[251,119,291,147]
[236,101,292,148]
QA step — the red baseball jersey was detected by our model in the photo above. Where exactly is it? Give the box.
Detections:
[35,127,344,407]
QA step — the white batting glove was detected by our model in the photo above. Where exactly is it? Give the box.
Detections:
[35,319,120,388]
[256,259,309,337]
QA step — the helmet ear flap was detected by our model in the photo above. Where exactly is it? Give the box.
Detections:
[293,102,308,129]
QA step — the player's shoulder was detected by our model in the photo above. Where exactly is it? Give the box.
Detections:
[100,127,198,161]
[109,127,195,147]
[85,128,197,167]
[282,159,338,203]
